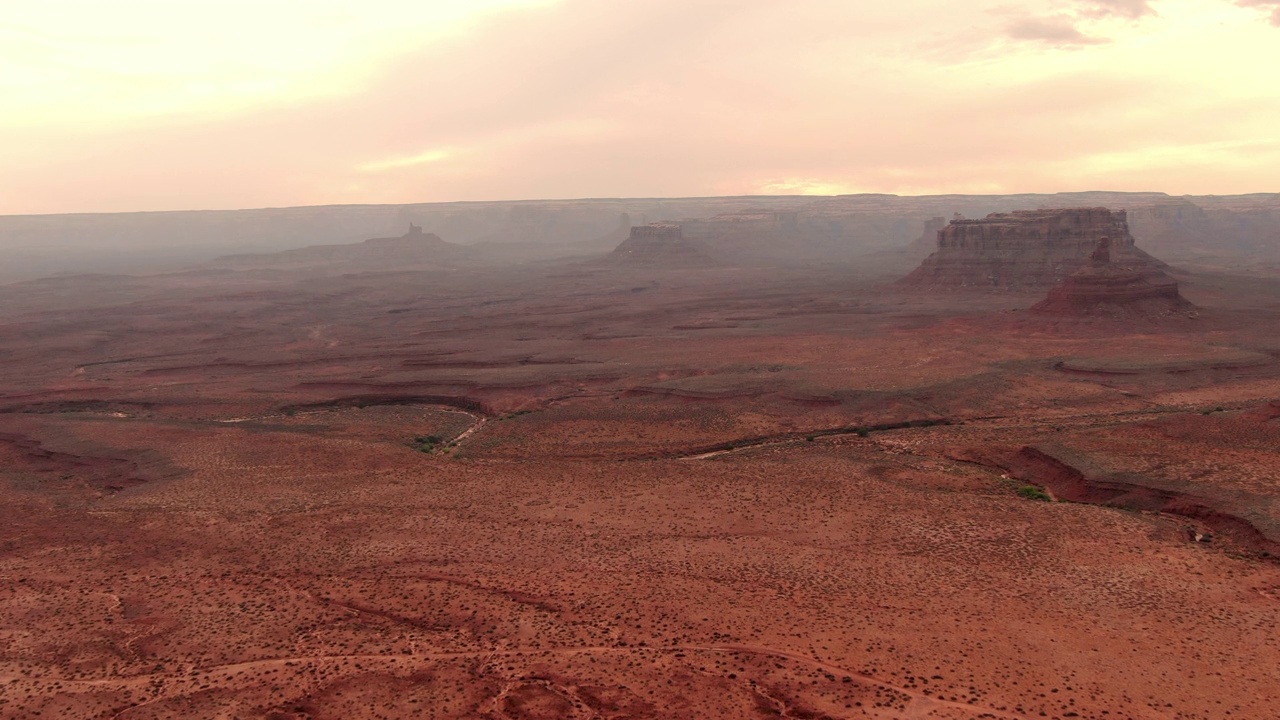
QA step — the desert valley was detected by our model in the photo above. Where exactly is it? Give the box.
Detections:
[2,194,1280,719]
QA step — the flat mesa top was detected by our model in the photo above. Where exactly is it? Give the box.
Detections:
[949,207,1122,224]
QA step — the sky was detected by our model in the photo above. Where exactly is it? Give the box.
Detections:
[1,0,1278,214]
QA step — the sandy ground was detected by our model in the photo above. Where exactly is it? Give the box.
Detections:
[2,262,1279,719]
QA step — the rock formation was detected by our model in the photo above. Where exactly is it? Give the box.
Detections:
[211,224,471,270]
[1030,236,1196,318]
[907,216,948,257]
[899,208,1167,289]
[1127,199,1280,265]
[673,211,806,263]
[606,223,717,266]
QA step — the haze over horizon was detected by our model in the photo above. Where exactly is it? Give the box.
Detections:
[4,0,1279,215]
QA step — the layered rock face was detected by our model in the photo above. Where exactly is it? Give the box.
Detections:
[606,224,717,266]
[900,208,1166,289]
[1031,237,1196,318]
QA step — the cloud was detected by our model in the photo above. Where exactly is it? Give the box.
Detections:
[1005,15,1107,45]
[1237,0,1280,26]
[3,0,1280,212]
[999,0,1158,49]
[1077,0,1155,18]
[358,148,457,173]
[756,178,858,196]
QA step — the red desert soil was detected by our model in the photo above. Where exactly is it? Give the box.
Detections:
[2,261,1280,719]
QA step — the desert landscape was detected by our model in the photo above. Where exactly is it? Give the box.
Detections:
[7,2,1280,716]
[2,200,1280,720]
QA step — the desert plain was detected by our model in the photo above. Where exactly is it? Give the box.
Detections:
[2,214,1280,720]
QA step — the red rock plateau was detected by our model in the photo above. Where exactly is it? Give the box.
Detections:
[1030,237,1196,319]
[901,208,1168,289]
[3,226,1280,720]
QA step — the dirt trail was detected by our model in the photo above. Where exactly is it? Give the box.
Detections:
[449,412,487,445]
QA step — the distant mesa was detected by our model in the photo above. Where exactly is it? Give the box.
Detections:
[681,210,799,242]
[211,224,471,270]
[1030,236,1197,318]
[604,211,809,266]
[682,211,804,263]
[899,207,1168,289]
[907,215,949,258]
[606,223,718,266]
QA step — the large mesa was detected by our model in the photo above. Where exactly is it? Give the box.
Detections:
[899,207,1167,289]
[1030,236,1196,318]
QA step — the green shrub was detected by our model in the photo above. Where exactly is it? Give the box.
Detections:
[1016,485,1052,502]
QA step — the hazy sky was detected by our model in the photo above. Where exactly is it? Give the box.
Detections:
[2,0,1278,213]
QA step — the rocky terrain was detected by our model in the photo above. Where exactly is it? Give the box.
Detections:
[2,207,1280,719]
[900,208,1168,290]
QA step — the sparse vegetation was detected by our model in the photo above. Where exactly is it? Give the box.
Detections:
[414,434,443,453]
[6,210,1280,720]
[1016,485,1053,502]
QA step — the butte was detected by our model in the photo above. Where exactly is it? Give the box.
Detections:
[899,207,1168,289]
[1030,236,1196,318]
[605,223,718,266]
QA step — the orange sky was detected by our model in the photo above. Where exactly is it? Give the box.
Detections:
[2,0,1278,214]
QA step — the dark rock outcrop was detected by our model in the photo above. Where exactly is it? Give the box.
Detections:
[899,207,1167,289]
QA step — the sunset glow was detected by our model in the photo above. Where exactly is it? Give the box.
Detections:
[2,0,1278,213]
